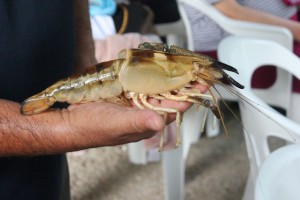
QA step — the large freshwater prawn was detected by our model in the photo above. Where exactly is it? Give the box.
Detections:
[20,42,244,150]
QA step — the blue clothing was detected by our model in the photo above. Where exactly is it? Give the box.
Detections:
[0,0,75,199]
[89,0,117,16]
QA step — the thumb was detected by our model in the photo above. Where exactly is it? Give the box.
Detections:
[124,109,166,133]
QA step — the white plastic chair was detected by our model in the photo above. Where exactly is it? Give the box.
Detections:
[161,103,213,200]
[237,89,300,200]
[218,36,300,118]
[218,36,300,200]
[155,19,187,48]
[135,36,298,200]
[255,144,300,200]
[176,0,294,143]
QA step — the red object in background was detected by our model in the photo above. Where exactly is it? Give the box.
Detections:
[282,0,300,6]
[292,39,300,93]
[251,67,277,88]
[291,14,300,93]
[197,50,218,59]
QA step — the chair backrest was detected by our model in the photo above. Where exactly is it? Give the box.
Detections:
[177,0,293,51]
[218,36,300,166]
[255,144,300,200]
[218,35,300,200]
[218,36,300,116]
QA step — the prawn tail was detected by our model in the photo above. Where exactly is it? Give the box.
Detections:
[21,92,55,115]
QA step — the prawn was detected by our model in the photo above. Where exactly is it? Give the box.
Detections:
[20,42,244,150]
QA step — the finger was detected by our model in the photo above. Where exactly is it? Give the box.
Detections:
[107,108,166,144]
[122,109,165,133]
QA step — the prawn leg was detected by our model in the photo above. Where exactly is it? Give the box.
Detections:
[138,94,182,150]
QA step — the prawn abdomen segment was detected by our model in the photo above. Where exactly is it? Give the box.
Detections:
[51,79,123,103]
[21,60,125,115]
[118,50,194,94]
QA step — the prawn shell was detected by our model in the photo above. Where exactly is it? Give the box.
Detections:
[118,49,194,95]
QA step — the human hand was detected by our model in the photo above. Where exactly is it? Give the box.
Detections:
[64,102,163,149]
[62,83,208,150]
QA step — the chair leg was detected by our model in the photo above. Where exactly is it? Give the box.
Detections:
[128,141,147,164]
[242,170,255,200]
[162,142,185,200]
[205,111,220,138]
[181,105,206,159]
